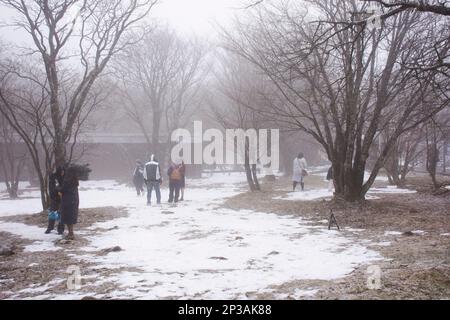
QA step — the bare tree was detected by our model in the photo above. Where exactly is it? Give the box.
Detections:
[209,52,272,191]
[222,0,449,201]
[382,125,425,187]
[114,26,207,161]
[361,0,450,16]
[0,55,111,210]
[0,113,28,199]
[0,59,53,208]
[425,114,448,189]
[0,0,158,166]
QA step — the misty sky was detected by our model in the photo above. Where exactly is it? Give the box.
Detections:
[153,0,246,34]
[0,0,249,44]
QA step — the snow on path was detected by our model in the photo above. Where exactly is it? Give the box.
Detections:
[0,173,383,299]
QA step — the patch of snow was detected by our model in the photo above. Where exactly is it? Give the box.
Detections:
[308,165,331,174]
[440,233,450,236]
[0,181,31,193]
[16,279,63,295]
[368,186,416,194]
[0,279,14,284]
[0,197,43,217]
[372,242,391,247]
[411,230,426,235]
[274,186,416,202]
[292,288,319,299]
[384,231,402,236]
[0,222,60,252]
[364,172,389,183]
[273,189,333,201]
[310,169,389,183]
[192,172,248,188]
[24,241,61,253]
[345,228,365,233]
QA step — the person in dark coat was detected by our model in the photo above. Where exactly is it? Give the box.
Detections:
[167,161,183,203]
[133,160,145,196]
[45,166,65,234]
[59,166,79,240]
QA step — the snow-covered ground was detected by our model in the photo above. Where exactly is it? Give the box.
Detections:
[0,173,385,299]
[274,185,416,202]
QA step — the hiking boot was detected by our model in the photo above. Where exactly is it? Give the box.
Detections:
[45,220,55,234]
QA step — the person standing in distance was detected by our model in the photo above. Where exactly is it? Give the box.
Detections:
[143,155,162,206]
[293,152,308,191]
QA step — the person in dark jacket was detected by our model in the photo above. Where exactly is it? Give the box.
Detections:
[143,155,162,206]
[133,160,145,196]
[45,166,65,234]
[59,166,79,240]
[167,161,183,203]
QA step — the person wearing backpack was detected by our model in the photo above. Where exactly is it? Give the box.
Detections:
[143,155,162,206]
[167,161,183,203]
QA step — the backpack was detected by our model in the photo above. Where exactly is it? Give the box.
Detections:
[170,166,182,180]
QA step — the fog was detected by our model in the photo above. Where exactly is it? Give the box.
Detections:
[0,0,449,302]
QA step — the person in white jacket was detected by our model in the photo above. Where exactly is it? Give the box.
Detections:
[292,152,307,191]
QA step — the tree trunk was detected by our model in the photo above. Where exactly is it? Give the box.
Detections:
[251,164,261,191]
[333,158,367,202]
[244,137,257,191]
[427,143,439,189]
[245,163,256,192]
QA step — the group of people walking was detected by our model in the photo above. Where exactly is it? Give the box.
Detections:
[133,155,186,205]
[45,165,80,240]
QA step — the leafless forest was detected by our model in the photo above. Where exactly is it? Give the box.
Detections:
[0,0,449,301]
